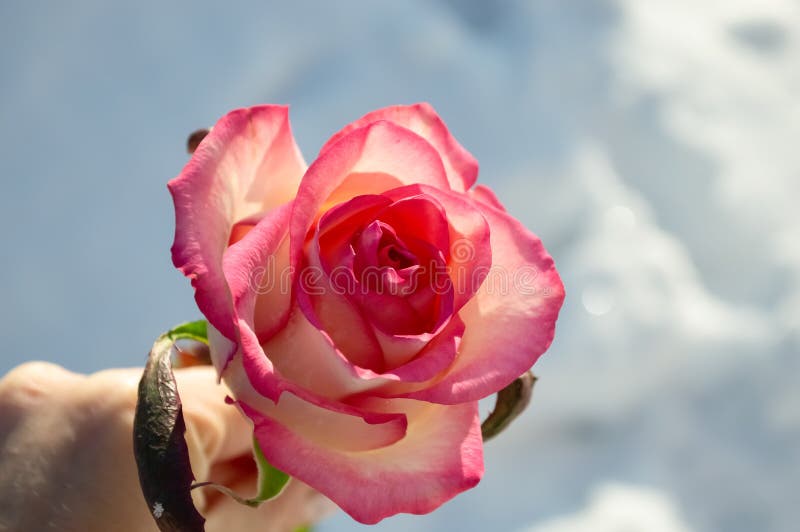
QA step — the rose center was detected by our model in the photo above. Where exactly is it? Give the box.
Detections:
[382,245,416,270]
[310,193,455,346]
[352,221,421,294]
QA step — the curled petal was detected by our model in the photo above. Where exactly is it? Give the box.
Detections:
[320,103,479,192]
[251,236,292,341]
[207,323,237,377]
[238,312,388,400]
[374,194,451,255]
[239,398,483,524]
[302,199,387,371]
[229,385,406,454]
[314,194,393,275]
[224,321,406,453]
[169,105,306,341]
[469,184,506,212]
[377,315,465,383]
[297,278,385,373]
[218,202,293,369]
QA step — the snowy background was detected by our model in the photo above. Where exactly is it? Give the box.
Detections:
[1,1,798,531]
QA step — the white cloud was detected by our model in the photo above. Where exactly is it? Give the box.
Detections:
[523,483,692,532]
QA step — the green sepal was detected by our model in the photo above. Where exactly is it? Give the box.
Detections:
[166,320,208,345]
[481,371,536,441]
[251,435,290,504]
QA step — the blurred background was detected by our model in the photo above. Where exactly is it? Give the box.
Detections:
[1,1,798,531]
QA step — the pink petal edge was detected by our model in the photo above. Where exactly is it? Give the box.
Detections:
[395,203,565,404]
[238,398,483,524]
[169,105,306,343]
[319,103,479,192]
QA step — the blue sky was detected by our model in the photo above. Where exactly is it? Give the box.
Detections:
[1,1,798,531]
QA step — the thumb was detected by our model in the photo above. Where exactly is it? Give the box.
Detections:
[174,366,253,466]
[172,365,253,516]
[174,366,253,467]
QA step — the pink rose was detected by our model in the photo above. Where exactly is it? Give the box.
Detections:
[169,104,564,524]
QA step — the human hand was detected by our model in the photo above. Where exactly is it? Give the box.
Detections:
[0,362,334,532]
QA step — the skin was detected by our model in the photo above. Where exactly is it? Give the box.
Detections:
[0,362,334,532]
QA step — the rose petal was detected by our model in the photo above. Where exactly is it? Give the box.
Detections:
[221,202,294,354]
[305,190,459,371]
[303,197,390,371]
[227,379,406,453]
[469,184,506,212]
[374,194,451,255]
[376,315,464,383]
[383,185,492,313]
[290,120,450,278]
[207,322,237,377]
[319,103,479,192]
[251,235,293,340]
[315,194,393,273]
[224,320,407,453]
[169,105,306,341]
[297,276,385,373]
[240,397,483,524]
[398,204,565,403]
[373,329,436,371]
[244,309,388,399]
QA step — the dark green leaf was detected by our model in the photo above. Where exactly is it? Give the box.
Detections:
[134,320,291,530]
[133,334,205,532]
[481,371,536,442]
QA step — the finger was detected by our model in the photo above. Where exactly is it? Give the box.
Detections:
[87,364,322,530]
[173,366,254,464]
[86,365,253,465]
[0,364,158,531]
[0,361,83,406]
[0,361,84,441]
[87,365,255,518]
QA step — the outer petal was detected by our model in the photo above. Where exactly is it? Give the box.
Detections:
[469,184,506,212]
[320,103,479,192]
[222,319,407,453]
[169,105,306,341]
[226,366,406,453]
[239,398,483,524]
[399,204,565,403]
